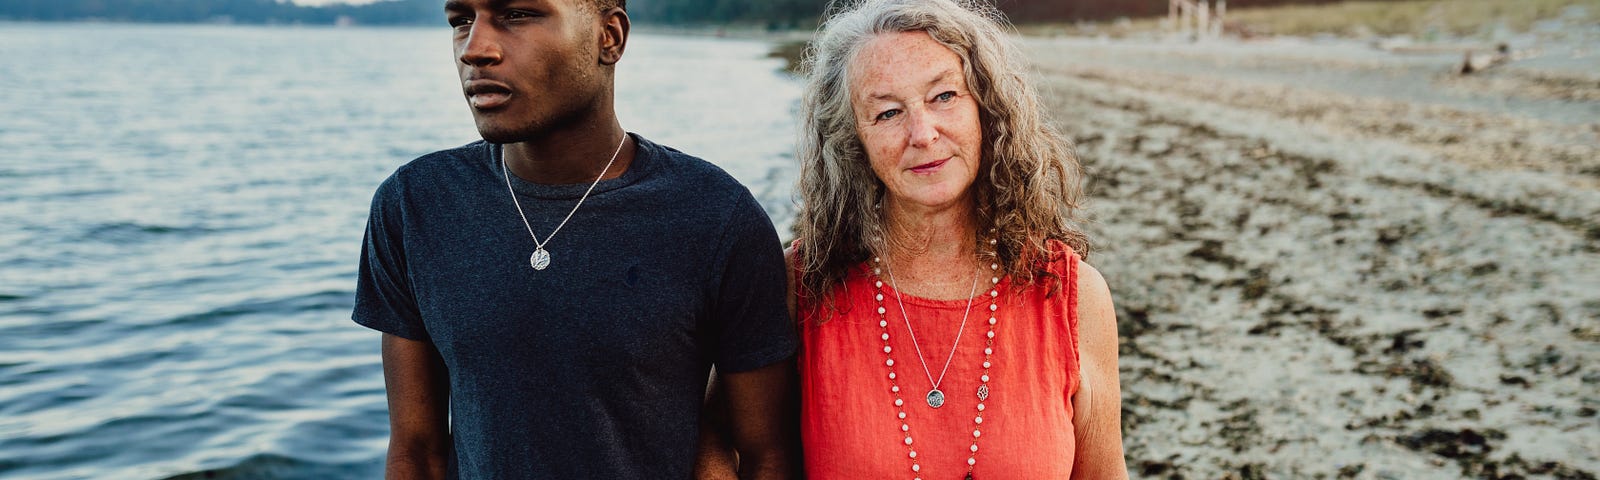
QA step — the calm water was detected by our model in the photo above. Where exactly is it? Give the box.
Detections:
[0,23,801,479]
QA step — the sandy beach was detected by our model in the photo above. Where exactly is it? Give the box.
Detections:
[1021,30,1598,479]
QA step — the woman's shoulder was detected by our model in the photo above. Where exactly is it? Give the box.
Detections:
[1036,238,1111,320]
[785,238,801,260]
[1074,259,1111,310]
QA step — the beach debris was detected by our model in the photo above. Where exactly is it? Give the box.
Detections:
[1459,43,1512,75]
[1168,0,1226,41]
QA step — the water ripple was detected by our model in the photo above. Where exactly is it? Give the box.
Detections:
[1,23,798,479]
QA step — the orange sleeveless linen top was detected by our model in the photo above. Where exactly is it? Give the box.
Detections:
[798,241,1081,479]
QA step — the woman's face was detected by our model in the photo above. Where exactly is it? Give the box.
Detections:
[849,30,984,213]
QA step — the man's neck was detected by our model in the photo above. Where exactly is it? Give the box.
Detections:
[502,110,635,185]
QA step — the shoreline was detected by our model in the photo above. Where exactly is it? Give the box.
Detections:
[1021,33,1597,478]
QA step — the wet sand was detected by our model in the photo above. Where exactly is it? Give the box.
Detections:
[1024,36,1599,479]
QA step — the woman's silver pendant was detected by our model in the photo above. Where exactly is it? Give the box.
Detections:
[530,248,551,270]
[926,389,946,408]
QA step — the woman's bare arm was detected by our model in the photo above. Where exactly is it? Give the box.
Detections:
[1071,260,1130,479]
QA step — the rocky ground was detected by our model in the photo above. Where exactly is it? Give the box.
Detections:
[1023,36,1600,479]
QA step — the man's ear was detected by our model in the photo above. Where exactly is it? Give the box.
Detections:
[598,7,629,66]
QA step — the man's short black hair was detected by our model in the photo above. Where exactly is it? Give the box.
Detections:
[589,0,625,11]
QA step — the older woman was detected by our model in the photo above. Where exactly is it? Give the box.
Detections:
[786,0,1127,478]
[698,0,1127,478]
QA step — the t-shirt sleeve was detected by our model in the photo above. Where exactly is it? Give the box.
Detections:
[708,192,798,373]
[351,179,429,341]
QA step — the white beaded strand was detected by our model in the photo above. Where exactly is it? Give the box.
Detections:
[967,259,1000,475]
[873,257,920,477]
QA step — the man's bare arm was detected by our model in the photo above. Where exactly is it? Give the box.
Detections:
[698,244,802,479]
[381,333,452,479]
[720,360,800,479]
[695,370,740,479]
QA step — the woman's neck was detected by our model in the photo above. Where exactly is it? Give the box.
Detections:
[880,197,982,298]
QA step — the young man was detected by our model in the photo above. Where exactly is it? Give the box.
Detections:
[352,0,799,478]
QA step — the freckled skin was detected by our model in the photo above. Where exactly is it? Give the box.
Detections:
[850,31,984,213]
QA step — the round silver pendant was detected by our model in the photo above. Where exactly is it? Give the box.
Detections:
[530,248,551,270]
[926,389,946,408]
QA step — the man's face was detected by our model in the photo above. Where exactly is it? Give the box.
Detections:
[447,0,606,143]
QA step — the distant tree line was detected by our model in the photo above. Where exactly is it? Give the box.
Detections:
[629,0,1375,26]
[627,0,820,28]
[0,0,436,24]
[0,0,1403,26]
[993,0,1359,23]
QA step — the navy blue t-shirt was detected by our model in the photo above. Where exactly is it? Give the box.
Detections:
[353,134,796,479]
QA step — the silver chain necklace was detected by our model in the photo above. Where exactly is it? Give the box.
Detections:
[882,256,981,409]
[500,134,627,271]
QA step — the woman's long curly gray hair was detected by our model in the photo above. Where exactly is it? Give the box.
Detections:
[794,0,1090,309]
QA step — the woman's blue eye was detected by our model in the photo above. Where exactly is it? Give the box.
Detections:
[935,91,957,102]
[875,109,901,122]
